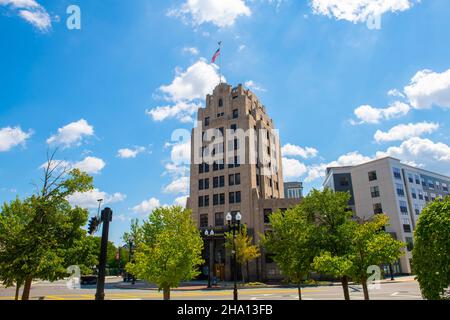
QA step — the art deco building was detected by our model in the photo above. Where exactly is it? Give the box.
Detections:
[324,157,450,274]
[186,82,301,281]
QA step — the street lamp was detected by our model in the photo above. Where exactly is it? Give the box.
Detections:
[128,236,136,285]
[204,228,215,288]
[389,263,395,281]
[97,199,103,217]
[226,212,242,301]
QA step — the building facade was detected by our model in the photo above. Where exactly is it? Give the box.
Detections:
[186,82,301,282]
[284,182,303,199]
[323,157,450,274]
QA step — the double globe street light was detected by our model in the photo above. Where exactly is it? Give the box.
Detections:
[226,211,242,301]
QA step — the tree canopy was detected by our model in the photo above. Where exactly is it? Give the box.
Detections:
[125,206,204,300]
[413,197,450,300]
[262,205,320,300]
[225,224,260,282]
[0,153,94,300]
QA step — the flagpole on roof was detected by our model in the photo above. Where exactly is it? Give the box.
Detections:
[219,41,223,84]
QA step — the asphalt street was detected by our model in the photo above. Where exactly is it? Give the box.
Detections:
[0,276,423,300]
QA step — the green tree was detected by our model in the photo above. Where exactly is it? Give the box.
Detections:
[346,215,405,300]
[0,198,34,299]
[225,224,261,283]
[315,215,405,300]
[300,188,354,300]
[0,152,93,300]
[413,197,450,300]
[262,206,319,300]
[126,206,204,300]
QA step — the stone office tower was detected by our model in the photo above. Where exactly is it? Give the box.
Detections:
[186,82,301,282]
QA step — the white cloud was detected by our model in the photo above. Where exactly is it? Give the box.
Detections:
[310,0,415,23]
[244,80,266,92]
[183,47,199,55]
[170,140,191,165]
[303,152,373,182]
[304,163,329,183]
[41,156,106,175]
[328,151,373,167]
[404,68,450,109]
[0,126,33,152]
[281,143,318,159]
[0,0,51,31]
[376,137,450,175]
[282,157,308,180]
[168,0,251,28]
[164,162,190,178]
[146,101,202,123]
[353,101,410,124]
[147,59,222,123]
[162,140,191,195]
[117,146,146,159]
[174,195,189,207]
[132,197,161,215]
[47,119,94,148]
[374,122,440,143]
[164,176,189,194]
[74,157,106,174]
[388,89,405,98]
[160,59,222,102]
[67,188,126,209]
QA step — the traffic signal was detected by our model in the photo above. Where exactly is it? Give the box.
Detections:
[88,216,100,235]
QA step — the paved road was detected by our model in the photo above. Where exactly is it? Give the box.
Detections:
[0,277,423,300]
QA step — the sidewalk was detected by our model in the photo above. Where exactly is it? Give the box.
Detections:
[114,276,416,291]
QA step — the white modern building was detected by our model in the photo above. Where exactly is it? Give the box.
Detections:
[323,157,450,274]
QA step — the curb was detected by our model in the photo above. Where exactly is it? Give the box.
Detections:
[113,277,416,292]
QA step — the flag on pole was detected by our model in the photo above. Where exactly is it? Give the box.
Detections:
[211,48,220,64]
[211,41,222,64]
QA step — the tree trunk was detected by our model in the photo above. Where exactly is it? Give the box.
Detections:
[163,286,171,300]
[362,278,370,300]
[15,282,21,301]
[341,276,350,301]
[246,261,250,283]
[297,282,302,301]
[21,277,32,301]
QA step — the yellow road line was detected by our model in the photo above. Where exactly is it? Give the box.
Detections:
[0,288,324,301]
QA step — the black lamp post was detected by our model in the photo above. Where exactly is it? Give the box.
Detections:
[389,263,395,281]
[226,211,242,301]
[204,228,215,288]
[128,238,135,285]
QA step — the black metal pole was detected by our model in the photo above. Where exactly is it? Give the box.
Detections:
[130,240,135,285]
[95,207,112,301]
[389,264,395,281]
[233,226,238,301]
[208,237,214,288]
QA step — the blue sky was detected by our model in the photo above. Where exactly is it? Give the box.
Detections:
[1,0,450,245]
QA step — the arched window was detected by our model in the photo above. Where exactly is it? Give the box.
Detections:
[218,99,223,107]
